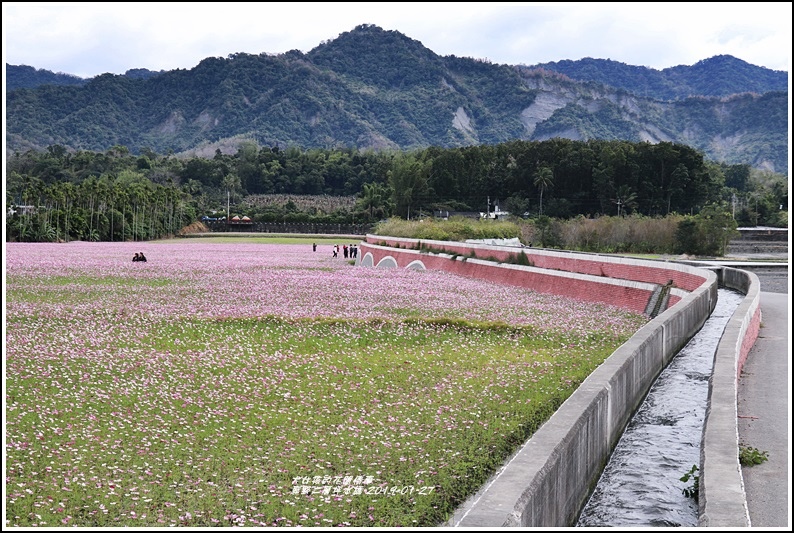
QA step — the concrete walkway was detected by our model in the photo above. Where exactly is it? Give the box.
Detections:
[737,291,791,528]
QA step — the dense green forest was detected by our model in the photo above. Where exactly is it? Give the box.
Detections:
[6,138,787,243]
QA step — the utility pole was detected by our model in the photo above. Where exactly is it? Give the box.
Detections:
[227,189,230,221]
[487,196,491,220]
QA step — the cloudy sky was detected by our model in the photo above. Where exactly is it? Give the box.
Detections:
[2,2,792,79]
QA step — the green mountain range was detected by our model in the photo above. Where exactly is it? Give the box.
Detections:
[5,24,789,173]
[533,55,788,100]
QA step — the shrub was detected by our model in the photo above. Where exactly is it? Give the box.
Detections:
[739,446,769,466]
[373,216,522,242]
[675,204,738,257]
[512,251,533,266]
[680,464,699,501]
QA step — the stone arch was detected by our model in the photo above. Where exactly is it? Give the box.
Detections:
[375,256,399,269]
[405,260,426,271]
[359,252,374,267]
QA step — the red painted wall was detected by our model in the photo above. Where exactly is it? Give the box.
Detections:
[366,237,704,290]
[361,238,710,314]
[737,305,762,378]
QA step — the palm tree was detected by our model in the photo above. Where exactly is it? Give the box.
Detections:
[356,182,391,220]
[56,181,76,241]
[533,166,554,216]
[222,173,242,220]
[613,185,638,217]
[388,153,429,219]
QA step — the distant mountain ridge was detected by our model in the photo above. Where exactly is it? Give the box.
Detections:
[533,55,788,100]
[5,24,789,173]
[5,64,88,90]
[513,67,787,173]
[5,64,164,91]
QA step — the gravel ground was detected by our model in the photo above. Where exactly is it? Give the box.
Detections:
[723,247,788,294]
[754,269,789,294]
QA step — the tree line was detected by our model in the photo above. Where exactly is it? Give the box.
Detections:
[5,138,787,243]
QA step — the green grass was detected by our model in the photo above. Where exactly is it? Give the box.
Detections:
[6,276,176,304]
[373,217,521,242]
[6,243,641,527]
[171,235,364,245]
[6,314,621,527]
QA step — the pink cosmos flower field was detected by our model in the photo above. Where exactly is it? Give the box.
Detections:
[5,240,647,527]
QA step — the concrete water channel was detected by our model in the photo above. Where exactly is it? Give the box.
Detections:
[360,238,765,526]
[577,288,745,527]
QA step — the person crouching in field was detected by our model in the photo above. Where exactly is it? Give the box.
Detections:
[133,252,147,262]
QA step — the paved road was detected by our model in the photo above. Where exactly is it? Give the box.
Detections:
[737,281,790,528]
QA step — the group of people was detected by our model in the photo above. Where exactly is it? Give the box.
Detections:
[330,244,358,259]
[310,243,359,259]
[132,252,147,262]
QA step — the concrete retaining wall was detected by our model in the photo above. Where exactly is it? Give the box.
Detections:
[698,267,762,527]
[360,236,703,314]
[358,236,727,526]
[447,269,717,527]
[366,236,706,291]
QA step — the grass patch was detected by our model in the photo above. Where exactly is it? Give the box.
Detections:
[6,275,176,304]
[11,274,174,288]
[170,235,362,245]
[6,316,620,527]
[374,217,522,243]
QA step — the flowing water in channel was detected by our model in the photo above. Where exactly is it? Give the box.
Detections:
[577,288,745,527]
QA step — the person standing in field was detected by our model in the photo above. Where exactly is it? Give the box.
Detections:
[313,243,317,252]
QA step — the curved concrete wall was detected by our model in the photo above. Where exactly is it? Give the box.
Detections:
[698,267,762,527]
[366,236,707,290]
[358,236,730,526]
[361,249,663,313]
[359,236,706,314]
[447,270,717,527]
